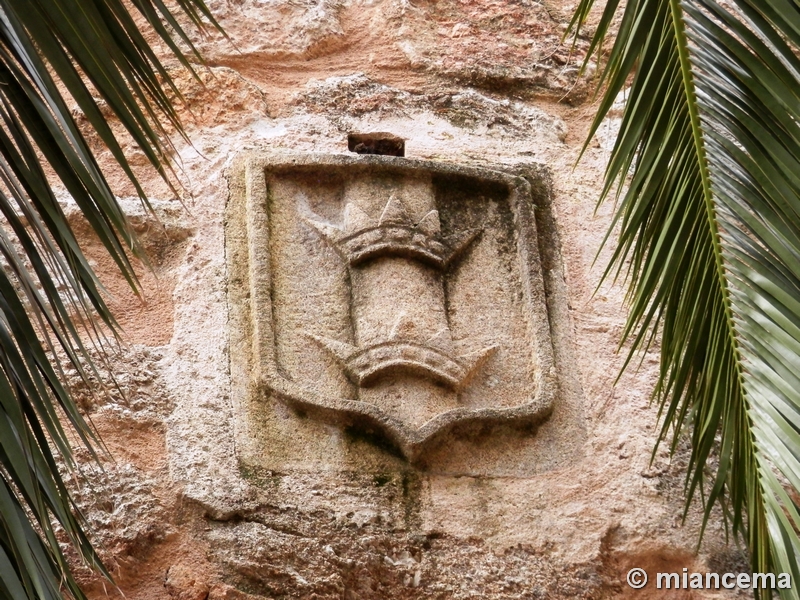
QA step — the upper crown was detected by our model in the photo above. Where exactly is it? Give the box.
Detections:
[306,195,479,270]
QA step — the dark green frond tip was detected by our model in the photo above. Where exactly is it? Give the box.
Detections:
[0,0,222,598]
[570,0,800,595]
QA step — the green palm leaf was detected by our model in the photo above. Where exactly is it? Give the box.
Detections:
[0,1,220,598]
[571,0,800,594]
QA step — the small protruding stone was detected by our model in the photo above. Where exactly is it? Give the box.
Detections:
[348,132,405,156]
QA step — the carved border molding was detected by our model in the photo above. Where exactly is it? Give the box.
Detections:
[227,151,557,463]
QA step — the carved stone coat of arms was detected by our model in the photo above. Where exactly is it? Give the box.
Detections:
[226,152,558,468]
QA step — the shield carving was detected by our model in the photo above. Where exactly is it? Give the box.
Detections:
[227,152,556,463]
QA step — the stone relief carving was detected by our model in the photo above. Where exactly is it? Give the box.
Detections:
[305,191,495,392]
[227,152,559,465]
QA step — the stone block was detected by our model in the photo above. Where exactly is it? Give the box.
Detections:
[226,151,582,476]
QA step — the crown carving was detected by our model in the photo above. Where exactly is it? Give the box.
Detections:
[309,334,497,391]
[306,195,479,269]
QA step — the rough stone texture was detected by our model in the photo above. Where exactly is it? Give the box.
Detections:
[226,152,576,473]
[54,0,748,598]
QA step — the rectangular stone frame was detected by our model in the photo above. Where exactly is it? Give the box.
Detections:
[226,151,585,477]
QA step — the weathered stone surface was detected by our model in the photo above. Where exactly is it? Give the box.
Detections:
[57,0,744,598]
[198,0,593,101]
[226,151,580,474]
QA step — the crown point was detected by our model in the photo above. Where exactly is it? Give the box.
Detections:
[417,210,441,236]
[443,228,482,266]
[306,333,357,362]
[304,216,342,241]
[379,194,412,226]
[343,202,373,233]
[457,345,499,391]
[426,327,454,352]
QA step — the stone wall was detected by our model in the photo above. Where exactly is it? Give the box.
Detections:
[66,1,746,598]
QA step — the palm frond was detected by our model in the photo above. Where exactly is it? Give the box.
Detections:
[570,0,800,594]
[0,1,220,598]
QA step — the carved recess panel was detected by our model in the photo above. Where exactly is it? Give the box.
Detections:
[227,152,565,473]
